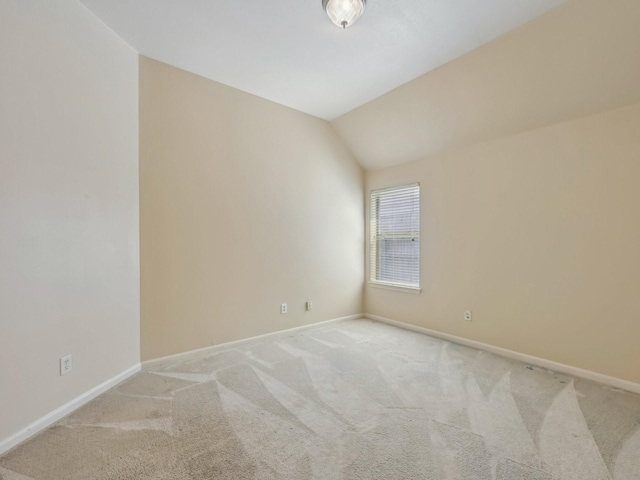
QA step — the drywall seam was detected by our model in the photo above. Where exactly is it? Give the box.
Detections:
[0,363,141,456]
[142,314,364,368]
[365,314,640,395]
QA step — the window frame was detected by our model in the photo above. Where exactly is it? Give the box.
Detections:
[368,183,421,294]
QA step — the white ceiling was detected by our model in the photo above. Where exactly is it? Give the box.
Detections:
[79,0,566,120]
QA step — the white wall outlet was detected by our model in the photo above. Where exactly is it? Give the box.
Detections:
[464,311,472,322]
[60,354,72,375]
[306,300,313,310]
[280,303,288,314]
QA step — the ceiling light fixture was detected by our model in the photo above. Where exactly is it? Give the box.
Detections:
[322,0,366,29]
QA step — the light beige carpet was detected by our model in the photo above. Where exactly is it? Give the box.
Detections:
[1,318,639,479]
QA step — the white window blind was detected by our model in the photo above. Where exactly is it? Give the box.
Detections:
[370,184,420,288]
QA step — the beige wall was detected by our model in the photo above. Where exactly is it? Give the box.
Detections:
[365,103,640,384]
[0,0,139,444]
[139,57,363,361]
[333,0,640,170]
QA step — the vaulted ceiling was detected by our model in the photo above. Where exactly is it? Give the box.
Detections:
[79,0,565,120]
[79,0,640,170]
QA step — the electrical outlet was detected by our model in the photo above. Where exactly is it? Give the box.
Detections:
[306,300,313,310]
[464,311,472,322]
[281,303,288,314]
[60,354,72,375]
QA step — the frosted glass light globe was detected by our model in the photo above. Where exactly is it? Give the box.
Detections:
[322,0,366,29]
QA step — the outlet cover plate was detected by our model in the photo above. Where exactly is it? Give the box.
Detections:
[61,354,72,375]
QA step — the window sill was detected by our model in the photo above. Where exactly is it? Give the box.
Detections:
[368,281,422,294]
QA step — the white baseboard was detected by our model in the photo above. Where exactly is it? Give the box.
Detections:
[0,363,141,456]
[364,313,640,395]
[142,314,363,368]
